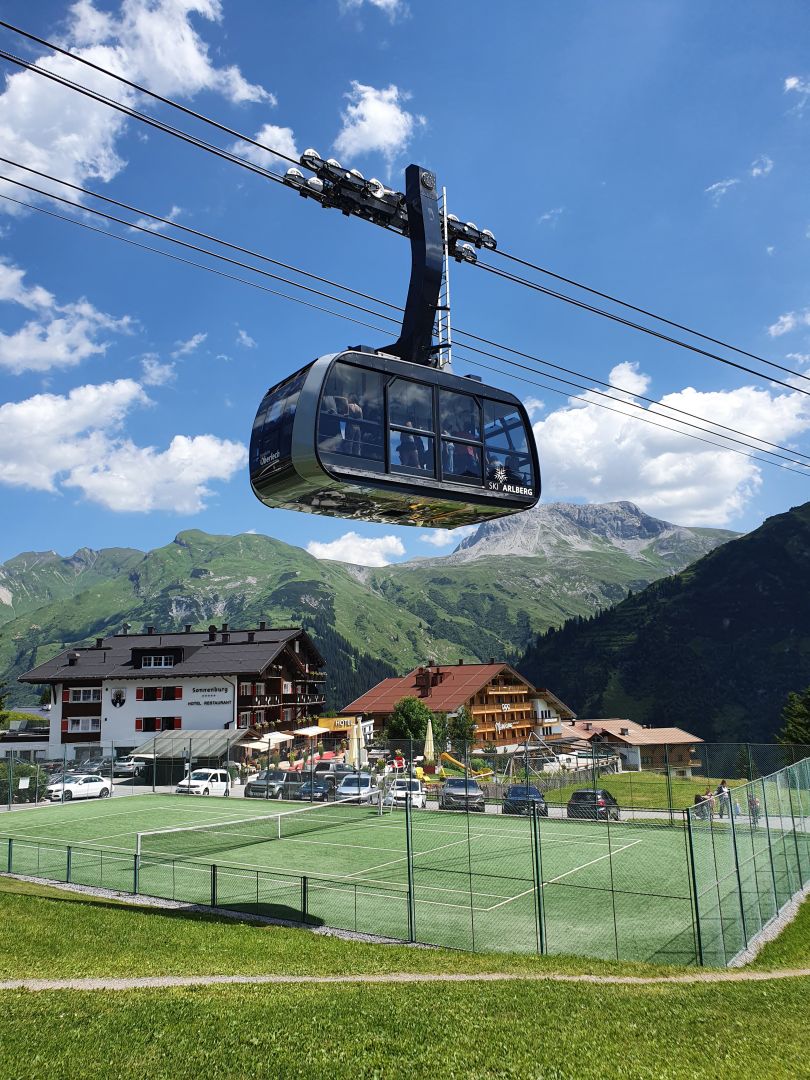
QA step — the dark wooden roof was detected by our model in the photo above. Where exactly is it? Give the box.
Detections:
[18,627,324,684]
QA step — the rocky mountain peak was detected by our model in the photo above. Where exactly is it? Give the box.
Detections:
[449,501,736,564]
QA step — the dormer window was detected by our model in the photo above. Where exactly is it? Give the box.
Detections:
[140,654,175,669]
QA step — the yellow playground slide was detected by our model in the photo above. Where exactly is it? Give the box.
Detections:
[440,751,493,779]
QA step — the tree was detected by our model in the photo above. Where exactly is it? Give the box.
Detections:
[778,686,810,746]
[430,710,449,753]
[448,705,476,749]
[385,696,433,741]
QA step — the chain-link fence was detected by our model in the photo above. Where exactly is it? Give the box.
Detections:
[686,757,810,965]
[1,738,807,966]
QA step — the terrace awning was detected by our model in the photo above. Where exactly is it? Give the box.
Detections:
[130,729,250,760]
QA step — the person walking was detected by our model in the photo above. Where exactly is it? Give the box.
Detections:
[748,792,761,827]
[703,786,716,821]
[716,780,730,819]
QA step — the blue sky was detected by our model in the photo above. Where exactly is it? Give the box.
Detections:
[1,0,810,565]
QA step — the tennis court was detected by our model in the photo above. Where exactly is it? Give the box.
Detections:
[0,794,701,963]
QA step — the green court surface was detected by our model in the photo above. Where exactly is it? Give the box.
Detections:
[0,794,702,964]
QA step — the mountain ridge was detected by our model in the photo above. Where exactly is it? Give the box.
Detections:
[0,503,739,711]
[517,500,810,741]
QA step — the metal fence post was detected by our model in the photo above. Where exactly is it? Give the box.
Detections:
[301,875,309,923]
[7,838,12,874]
[210,863,217,907]
[7,755,12,810]
[530,803,546,955]
[133,854,140,895]
[727,794,749,947]
[404,790,416,943]
[66,845,72,884]
[759,779,779,912]
[685,808,705,966]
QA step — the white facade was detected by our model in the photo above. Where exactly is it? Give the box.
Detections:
[48,675,239,760]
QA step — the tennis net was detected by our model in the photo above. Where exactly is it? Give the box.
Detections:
[136,799,381,860]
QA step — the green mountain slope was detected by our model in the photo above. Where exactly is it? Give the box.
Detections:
[0,504,738,711]
[0,547,143,624]
[518,501,810,741]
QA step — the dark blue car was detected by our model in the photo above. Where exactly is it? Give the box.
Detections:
[502,785,548,816]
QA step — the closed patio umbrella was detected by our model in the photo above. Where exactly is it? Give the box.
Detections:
[423,715,435,765]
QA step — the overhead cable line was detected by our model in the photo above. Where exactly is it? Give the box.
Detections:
[475,260,810,395]
[3,168,808,467]
[0,157,401,314]
[493,246,798,380]
[2,19,805,393]
[0,192,394,340]
[450,325,810,461]
[3,183,808,478]
[451,351,810,479]
[0,47,289,188]
[0,19,301,168]
[4,160,809,466]
[0,173,402,328]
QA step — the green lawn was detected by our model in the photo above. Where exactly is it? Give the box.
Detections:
[537,770,748,810]
[1,980,808,1079]
[0,878,808,1079]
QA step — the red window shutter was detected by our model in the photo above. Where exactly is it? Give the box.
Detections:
[175,717,181,729]
[61,720,68,733]
[136,688,144,701]
[135,717,143,732]
[175,687,182,700]
[155,688,163,701]
[62,689,70,703]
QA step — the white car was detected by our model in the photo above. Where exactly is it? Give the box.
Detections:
[336,773,378,804]
[175,768,230,797]
[383,778,427,809]
[47,773,112,801]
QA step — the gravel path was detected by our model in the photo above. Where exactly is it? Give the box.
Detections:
[1,968,808,992]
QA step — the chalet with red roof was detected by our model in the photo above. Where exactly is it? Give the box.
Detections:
[341,659,575,751]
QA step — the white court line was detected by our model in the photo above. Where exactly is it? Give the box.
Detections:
[280,836,403,855]
[481,839,644,911]
[345,835,473,879]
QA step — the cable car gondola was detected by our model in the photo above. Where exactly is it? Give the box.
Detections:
[250,164,540,528]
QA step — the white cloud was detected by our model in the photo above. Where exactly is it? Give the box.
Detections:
[236,328,256,348]
[0,379,147,491]
[67,433,246,512]
[0,377,245,512]
[705,178,740,205]
[767,245,776,256]
[130,205,182,233]
[171,331,207,358]
[229,124,299,169]
[0,295,133,374]
[307,531,405,566]
[0,259,54,310]
[333,82,424,165]
[340,0,406,18]
[785,75,810,111]
[533,363,810,525]
[768,310,810,337]
[140,354,175,386]
[750,155,773,178]
[524,397,545,420]
[0,1,273,216]
[418,526,477,549]
[537,207,564,226]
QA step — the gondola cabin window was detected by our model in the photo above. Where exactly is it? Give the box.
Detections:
[483,400,535,494]
[251,368,307,476]
[318,362,385,471]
